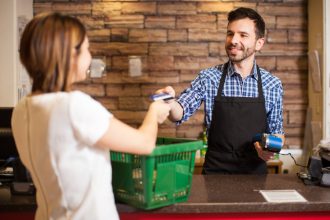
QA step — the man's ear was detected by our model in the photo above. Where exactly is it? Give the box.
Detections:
[255,37,265,52]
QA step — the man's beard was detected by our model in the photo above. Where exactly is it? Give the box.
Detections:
[226,45,255,63]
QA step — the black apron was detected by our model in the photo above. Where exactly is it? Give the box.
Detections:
[203,62,268,174]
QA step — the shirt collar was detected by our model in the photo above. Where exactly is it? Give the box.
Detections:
[225,60,259,80]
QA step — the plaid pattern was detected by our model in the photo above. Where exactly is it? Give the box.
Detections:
[177,61,284,135]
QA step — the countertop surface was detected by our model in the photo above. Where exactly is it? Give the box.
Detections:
[119,174,330,213]
[1,174,330,213]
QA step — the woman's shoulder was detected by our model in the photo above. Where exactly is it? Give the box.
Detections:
[68,90,97,104]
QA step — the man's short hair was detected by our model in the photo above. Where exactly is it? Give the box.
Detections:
[228,7,265,39]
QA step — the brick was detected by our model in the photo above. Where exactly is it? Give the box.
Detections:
[92,72,122,84]
[149,71,179,77]
[149,43,208,56]
[52,3,91,15]
[276,16,307,29]
[267,29,288,43]
[289,30,307,43]
[158,126,177,138]
[112,56,128,70]
[174,57,222,70]
[288,110,306,125]
[180,70,199,82]
[284,137,303,148]
[105,15,144,28]
[122,2,156,14]
[199,57,223,69]
[283,104,308,111]
[141,84,166,96]
[197,2,233,13]
[77,15,104,30]
[274,70,308,85]
[283,85,308,104]
[174,83,192,95]
[147,56,174,71]
[106,85,141,97]
[209,42,225,57]
[177,124,204,138]
[177,15,216,29]
[158,2,197,15]
[174,57,200,70]
[150,75,180,84]
[263,15,276,29]
[87,29,110,42]
[145,16,175,29]
[283,111,289,126]
[72,83,105,97]
[129,29,167,42]
[217,14,228,31]
[257,5,306,16]
[105,57,112,71]
[168,30,188,42]
[276,56,308,70]
[284,99,308,105]
[140,83,191,97]
[233,2,257,10]
[111,28,128,42]
[103,73,158,84]
[261,43,307,56]
[33,3,52,15]
[188,29,225,42]
[256,56,276,71]
[92,2,121,16]
[90,42,148,56]
[285,127,304,137]
[119,97,149,110]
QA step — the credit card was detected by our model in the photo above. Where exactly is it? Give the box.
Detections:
[150,93,174,101]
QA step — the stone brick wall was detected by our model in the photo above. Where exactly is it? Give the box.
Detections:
[33,0,308,149]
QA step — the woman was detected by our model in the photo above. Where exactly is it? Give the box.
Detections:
[11,12,170,220]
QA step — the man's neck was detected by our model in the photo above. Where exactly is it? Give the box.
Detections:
[232,57,255,79]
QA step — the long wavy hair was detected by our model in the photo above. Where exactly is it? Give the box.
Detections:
[19,12,86,93]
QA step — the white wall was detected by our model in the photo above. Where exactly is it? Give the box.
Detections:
[0,0,32,107]
[0,0,16,107]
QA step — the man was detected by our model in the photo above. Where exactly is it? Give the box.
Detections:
[157,7,285,174]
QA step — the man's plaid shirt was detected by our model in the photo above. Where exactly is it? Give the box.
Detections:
[177,61,284,135]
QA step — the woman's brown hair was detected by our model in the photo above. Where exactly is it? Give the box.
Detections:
[19,12,86,93]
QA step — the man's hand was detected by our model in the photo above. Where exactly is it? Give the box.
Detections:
[154,86,183,122]
[254,141,275,161]
[155,86,176,99]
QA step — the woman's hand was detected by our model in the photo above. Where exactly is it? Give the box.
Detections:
[150,101,171,124]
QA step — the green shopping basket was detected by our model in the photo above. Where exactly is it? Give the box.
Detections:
[110,137,203,210]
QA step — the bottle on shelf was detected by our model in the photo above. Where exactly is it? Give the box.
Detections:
[200,128,208,158]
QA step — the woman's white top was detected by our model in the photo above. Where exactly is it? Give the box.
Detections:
[11,91,119,220]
